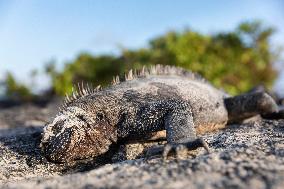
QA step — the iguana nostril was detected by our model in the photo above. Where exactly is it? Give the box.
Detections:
[51,120,65,134]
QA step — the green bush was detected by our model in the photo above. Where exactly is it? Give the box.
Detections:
[47,20,280,96]
[1,72,34,100]
[2,20,278,99]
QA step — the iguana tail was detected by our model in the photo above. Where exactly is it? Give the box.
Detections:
[225,92,278,123]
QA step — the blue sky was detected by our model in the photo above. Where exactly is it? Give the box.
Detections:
[0,0,283,94]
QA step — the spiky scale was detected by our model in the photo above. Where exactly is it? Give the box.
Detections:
[41,64,278,163]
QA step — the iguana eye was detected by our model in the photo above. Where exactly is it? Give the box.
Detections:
[96,112,104,121]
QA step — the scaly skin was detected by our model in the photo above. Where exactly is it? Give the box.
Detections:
[40,65,278,162]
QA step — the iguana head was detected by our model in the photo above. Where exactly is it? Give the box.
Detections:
[40,92,118,163]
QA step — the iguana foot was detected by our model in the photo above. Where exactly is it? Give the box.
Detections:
[145,138,210,160]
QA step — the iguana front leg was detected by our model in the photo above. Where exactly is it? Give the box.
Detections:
[146,100,209,160]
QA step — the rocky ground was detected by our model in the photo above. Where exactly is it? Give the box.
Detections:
[0,99,284,189]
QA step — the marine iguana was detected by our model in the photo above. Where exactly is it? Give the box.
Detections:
[40,65,279,162]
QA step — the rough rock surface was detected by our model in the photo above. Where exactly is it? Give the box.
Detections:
[1,100,284,189]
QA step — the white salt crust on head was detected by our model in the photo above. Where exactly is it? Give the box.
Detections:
[41,106,94,145]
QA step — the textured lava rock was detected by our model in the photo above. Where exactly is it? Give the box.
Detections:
[1,102,284,189]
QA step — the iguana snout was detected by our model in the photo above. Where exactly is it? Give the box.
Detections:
[41,106,115,162]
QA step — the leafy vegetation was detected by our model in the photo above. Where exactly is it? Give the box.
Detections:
[1,72,34,100]
[1,20,281,99]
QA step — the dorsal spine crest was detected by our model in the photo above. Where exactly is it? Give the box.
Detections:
[62,64,207,107]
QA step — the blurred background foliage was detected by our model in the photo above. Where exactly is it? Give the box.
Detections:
[1,72,34,100]
[1,20,282,99]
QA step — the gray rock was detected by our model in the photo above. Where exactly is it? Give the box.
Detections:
[1,99,284,189]
[1,119,284,189]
